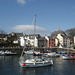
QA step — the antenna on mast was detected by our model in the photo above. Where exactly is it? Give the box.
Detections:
[58,26,60,31]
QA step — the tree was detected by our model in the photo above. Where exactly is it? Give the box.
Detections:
[65,28,75,44]
[0,29,6,34]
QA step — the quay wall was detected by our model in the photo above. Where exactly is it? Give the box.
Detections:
[0,47,75,55]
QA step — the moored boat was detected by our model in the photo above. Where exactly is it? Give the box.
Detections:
[33,53,42,56]
[33,51,42,56]
[4,50,17,56]
[47,52,60,57]
[19,15,53,68]
[19,56,53,68]
[44,52,60,57]
[58,51,67,54]
[62,52,75,60]
[0,50,17,56]
[24,50,33,55]
[0,51,5,55]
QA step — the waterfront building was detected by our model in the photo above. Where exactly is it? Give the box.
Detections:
[38,37,47,47]
[19,34,40,47]
[56,33,70,48]
[9,32,23,40]
[0,31,70,48]
[0,34,8,41]
[74,36,75,45]
[49,36,55,47]
[50,30,70,48]
[20,36,25,47]
[45,36,50,47]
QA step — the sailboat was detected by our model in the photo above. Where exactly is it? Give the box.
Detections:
[19,15,53,68]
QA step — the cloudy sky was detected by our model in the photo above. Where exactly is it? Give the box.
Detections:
[0,0,75,35]
[11,25,47,35]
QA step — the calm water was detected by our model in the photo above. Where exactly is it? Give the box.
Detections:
[0,55,75,75]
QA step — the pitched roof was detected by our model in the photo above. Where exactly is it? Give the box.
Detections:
[50,30,66,38]
[15,33,23,37]
[38,37,47,41]
[25,34,41,39]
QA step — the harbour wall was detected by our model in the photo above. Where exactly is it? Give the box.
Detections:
[0,47,75,55]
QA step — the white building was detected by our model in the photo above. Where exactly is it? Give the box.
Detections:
[20,37,25,47]
[74,36,75,45]
[55,38,59,47]
[56,34,64,48]
[34,37,38,47]
[45,36,49,47]
[19,35,39,47]
[25,36,30,46]
[56,33,70,48]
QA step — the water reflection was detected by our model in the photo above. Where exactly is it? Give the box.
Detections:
[0,55,75,75]
[20,66,53,75]
[70,60,75,63]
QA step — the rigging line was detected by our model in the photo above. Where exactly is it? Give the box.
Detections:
[32,15,36,34]
[28,15,35,35]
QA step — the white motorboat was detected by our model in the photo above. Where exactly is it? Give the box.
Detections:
[0,51,5,55]
[24,50,41,56]
[45,52,60,57]
[4,50,17,55]
[0,50,17,56]
[24,51,33,55]
[62,52,75,60]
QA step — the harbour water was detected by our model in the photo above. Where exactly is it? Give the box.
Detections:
[0,55,75,75]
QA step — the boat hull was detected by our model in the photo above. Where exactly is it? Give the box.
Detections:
[19,61,53,68]
[45,53,60,57]
[0,50,17,56]
[62,55,75,60]
[33,53,42,56]
[4,53,17,56]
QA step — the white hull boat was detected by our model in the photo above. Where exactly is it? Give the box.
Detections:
[24,50,41,55]
[62,55,75,60]
[62,52,75,60]
[0,50,17,56]
[24,51,33,55]
[19,15,53,68]
[0,51,5,55]
[19,58,53,68]
[45,52,60,57]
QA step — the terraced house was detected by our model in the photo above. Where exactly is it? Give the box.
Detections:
[50,30,70,48]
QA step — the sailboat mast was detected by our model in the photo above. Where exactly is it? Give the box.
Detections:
[34,15,36,36]
[33,15,36,49]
